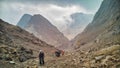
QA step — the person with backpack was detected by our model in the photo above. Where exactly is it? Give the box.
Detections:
[55,50,61,57]
[39,50,45,65]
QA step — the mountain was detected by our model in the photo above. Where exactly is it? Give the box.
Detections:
[1,0,120,67]
[0,19,57,67]
[17,14,32,29]
[17,14,69,50]
[73,0,120,51]
[64,13,93,40]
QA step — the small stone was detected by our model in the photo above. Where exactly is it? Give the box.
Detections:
[95,55,104,61]
[9,61,15,64]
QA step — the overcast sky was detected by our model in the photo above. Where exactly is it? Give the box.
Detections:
[0,0,103,39]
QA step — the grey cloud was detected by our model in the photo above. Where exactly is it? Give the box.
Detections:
[0,0,77,6]
[0,0,103,11]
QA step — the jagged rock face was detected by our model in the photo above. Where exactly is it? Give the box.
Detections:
[17,14,32,29]
[22,14,69,49]
[73,0,120,50]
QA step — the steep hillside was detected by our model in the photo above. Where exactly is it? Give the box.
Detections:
[0,19,57,68]
[18,14,69,50]
[73,0,120,51]
[0,18,56,53]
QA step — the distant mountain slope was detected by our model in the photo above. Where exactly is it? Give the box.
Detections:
[17,14,32,28]
[64,13,93,39]
[17,14,70,50]
[73,0,120,50]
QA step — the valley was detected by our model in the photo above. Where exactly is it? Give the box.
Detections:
[0,0,120,68]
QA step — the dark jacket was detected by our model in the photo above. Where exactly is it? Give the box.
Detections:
[55,50,61,57]
[39,52,44,58]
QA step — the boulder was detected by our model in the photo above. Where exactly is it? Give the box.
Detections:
[95,55,105,61]
[25,49,33,55]
[20,47,26,51]
[19,55,27,62]
[4,54,12,61]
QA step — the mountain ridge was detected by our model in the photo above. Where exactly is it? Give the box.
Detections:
[0,18,57,56]
[17,14,70,50]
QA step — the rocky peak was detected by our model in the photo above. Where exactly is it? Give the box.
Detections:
[17,14,70,50]
[17,14,32,28]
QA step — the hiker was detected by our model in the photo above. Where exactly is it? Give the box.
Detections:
[55,50,61,57]
[39,50,44,65]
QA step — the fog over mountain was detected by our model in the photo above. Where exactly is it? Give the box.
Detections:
[63,12,94,39]
[0,0,103,39]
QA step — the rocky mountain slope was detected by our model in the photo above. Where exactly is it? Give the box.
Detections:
[17,14,70,50]
[0,19,57,68]
[73,0,120,51]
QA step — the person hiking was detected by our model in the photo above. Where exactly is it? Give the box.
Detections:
[55,50,61,57]
[39,50,44,65]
